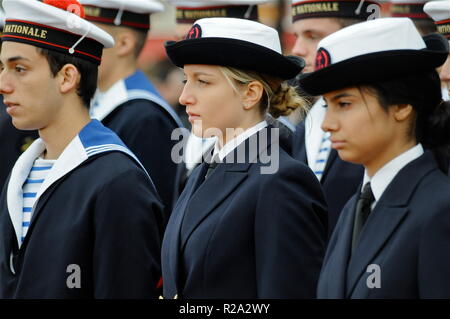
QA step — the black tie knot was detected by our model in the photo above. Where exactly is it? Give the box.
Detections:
[205,160,220,179]
[351,182,375,254]
[360,182,375,203]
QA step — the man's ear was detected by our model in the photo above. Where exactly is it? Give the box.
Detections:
[242,81,264,110]
[115,30,136,57]
[393,103,414,122]
[58,64,80,94]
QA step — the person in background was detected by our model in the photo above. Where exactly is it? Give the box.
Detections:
[424,0,450,101]
[79,0,185,226]
[290,0,370,237]
[389,0,437,35]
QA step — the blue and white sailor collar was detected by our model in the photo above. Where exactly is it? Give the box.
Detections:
[90,70,184,127]
[7,119,152,248]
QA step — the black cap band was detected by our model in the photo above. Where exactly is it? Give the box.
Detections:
[83,5,150,30]
[391,3,429,19]
[436,20,450,39]
[1,19,103,65]
[292,0,379,21]
[176,5,258,24]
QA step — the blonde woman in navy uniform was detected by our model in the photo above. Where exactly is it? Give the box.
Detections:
[161,17,327,299]
[299,18,450,298]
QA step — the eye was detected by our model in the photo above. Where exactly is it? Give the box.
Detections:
[181,79,187,84]
[338,101,351,108]
[15,65,26,73]
[198,79,209,85]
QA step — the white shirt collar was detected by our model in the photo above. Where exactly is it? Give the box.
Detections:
[212,120,268,162]
[362,143,424,202]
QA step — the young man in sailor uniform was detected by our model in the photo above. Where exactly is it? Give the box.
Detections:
[290,0,370,237]
[0,0,163,298]
[79,0,185,225]
[0,10,38,189]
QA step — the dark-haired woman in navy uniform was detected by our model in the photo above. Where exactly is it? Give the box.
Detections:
[161,17,327,299]
[299,17,450,298]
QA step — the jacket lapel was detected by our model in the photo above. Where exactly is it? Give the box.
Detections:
[179,162,250,250]
[320,195,358,298]
[163,163,209,297]
[6,139,46,248]
[345,151,436,297]
[179,126,275,251]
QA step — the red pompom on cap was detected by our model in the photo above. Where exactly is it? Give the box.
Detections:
[43,0,85,18]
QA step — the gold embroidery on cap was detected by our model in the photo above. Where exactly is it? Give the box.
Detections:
[4,24,48,39]
[292,2,339,15]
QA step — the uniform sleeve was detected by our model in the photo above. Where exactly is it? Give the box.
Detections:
[254,162,327,298]
[92,167,164,298]
[418,203,450,298]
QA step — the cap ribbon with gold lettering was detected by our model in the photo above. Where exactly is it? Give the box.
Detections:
[292,0,382,21]
[169,1,271,24]
[79,0,164,31]
[1,0,114,65]
[390,0,429,19]
[424,0,450,39]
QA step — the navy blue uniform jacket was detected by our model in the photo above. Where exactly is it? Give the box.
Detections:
[292,121,364,237]
[162,127,327,298]
[317,151,450,298]
[0,121,163,298]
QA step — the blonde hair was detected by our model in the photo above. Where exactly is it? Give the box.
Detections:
[219,66,309,119]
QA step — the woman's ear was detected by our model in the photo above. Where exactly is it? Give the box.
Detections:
[393,103,414,122]
[58,64,80,94]
[242,81,264,110]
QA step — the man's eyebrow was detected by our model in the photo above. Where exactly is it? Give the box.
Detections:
[6,56,30,63]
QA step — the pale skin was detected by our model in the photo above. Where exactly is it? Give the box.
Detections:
[291,18,342,73]
[0,41,90,160]
[321,87,416,177]
[179,64,265,148]
[438,40,450,98]
[93,23,143,92]
[175,23,192,41]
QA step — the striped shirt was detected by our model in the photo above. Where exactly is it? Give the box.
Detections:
[21,157,55,244]
[314,132,331,181]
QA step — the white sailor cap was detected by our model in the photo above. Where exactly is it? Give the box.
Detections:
[299,17,449,95]
[165,17,305,79]
[168,0,271,23]
[424,0,450,39]
[79,0,164,31]
[390,0,430,19]
[291,0,384,21]
[1,0,114,65]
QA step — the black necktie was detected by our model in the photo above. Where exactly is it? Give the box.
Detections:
[351,182,375,254]
[205,161,219,180]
